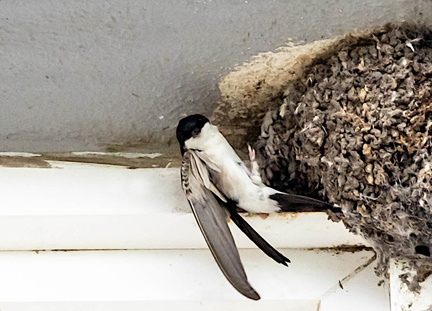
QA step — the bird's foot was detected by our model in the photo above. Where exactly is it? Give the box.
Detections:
[248,144,263,185]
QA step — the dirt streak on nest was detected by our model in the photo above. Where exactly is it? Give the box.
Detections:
[212,38,340,148]
[252,23,432,282]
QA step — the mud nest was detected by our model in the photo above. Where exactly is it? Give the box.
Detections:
[255,23,432,275]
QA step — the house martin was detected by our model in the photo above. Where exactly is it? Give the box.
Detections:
[176,114,339,300]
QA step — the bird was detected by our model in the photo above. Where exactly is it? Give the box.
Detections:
[176,114,340,300]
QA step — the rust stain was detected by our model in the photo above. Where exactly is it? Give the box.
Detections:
[0,156,51,168]
[256,213,269,220]
[240,211,315,221]
[306,245,373,254]
[278,212,301,220]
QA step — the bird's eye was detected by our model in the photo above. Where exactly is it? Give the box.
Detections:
[192,128,200,137]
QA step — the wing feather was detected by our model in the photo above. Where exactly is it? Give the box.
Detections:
[190,152,226,202]
[181,150,260,300]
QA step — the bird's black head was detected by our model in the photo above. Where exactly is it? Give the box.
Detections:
[176,114,209,155]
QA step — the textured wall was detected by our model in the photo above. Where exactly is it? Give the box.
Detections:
[0,0,429,152]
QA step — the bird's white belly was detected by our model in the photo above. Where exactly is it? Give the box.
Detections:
[215,158,280,213]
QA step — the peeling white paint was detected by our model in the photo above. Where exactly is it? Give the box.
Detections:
[72,151,163,159]
[0,152,41,157]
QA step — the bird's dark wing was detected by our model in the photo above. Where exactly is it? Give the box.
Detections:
[181,150,260,300]
[225,202,290,266]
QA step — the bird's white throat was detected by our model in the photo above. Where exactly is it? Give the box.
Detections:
[184,122,222,151]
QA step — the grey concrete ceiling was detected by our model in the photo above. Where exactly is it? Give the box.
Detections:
[0,0,429,152]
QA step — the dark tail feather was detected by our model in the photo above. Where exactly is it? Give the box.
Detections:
[270,193,341,213]
[226,203,290,266]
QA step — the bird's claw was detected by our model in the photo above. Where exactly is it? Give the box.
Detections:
[248,144,256,162]
[248,144,262,185]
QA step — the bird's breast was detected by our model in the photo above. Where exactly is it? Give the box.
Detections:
[211,159,280,213]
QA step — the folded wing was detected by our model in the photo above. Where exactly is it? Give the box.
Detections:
[181,150,260,300]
